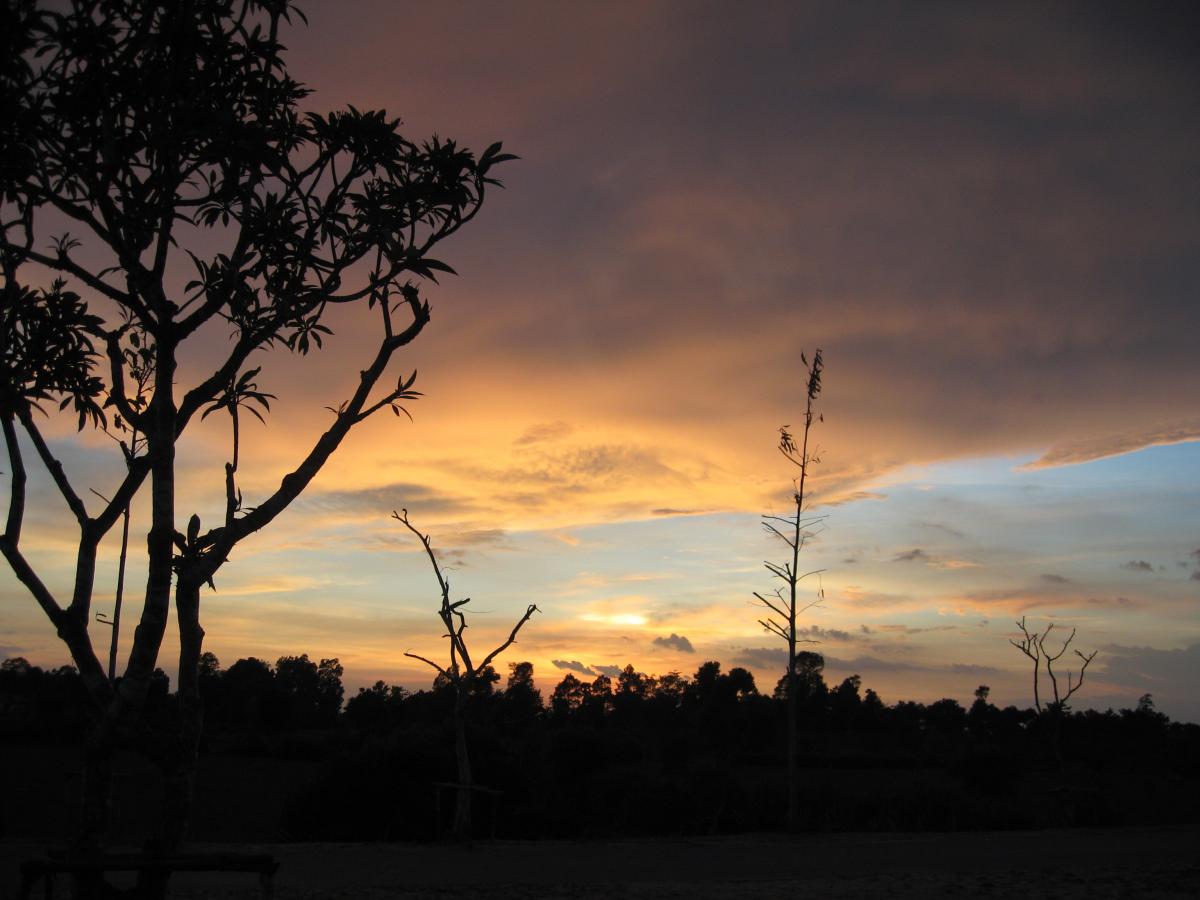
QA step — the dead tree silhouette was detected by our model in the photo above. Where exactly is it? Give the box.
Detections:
[395,509,538,840]
[1010,616,1097,765]
[754,348,826,829]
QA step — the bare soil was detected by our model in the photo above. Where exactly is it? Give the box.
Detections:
[3,826,1197,899]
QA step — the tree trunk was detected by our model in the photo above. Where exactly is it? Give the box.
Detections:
[452,689,472,840]
[107,503,131,682]
[162,576,205,851]
[786,643,797,830]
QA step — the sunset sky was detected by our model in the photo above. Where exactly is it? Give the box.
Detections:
[4,2,1199,720]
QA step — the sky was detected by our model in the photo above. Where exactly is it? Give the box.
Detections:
[4,1,1200,720]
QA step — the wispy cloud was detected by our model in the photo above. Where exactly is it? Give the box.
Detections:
[514,421,575,445]
[1023,421,1200,470]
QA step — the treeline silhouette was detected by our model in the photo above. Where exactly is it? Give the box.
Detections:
[3,654,1197,840]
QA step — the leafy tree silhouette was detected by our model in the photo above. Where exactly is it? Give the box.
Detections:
[0,0,513,854]
[275,654,344,729]
[550,672,587,720]
[502,661,543,731]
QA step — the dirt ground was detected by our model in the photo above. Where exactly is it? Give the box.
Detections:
[3,826,1197,899]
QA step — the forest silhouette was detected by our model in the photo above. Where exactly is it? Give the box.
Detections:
[3,652,1198,842]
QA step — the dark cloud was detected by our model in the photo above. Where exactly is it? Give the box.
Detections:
[284,1,1200,499]
[797,625,855,642]
[299,482,468,518]
[652,633,694,653]
[843,557,859,565]
[817,491,887,508]
[1120,560,1154,573]
[948,663,1000,677]
[842,589,914,609]
[915,521,966,539]
[875,624,958,635]
[1191,571,1200,582]
[821,655,921,675]
[727,647,1001,681]
[893,549,929,563]
[592,664,623,678]
[457,444,688,495]
[440,529,511,548]
[651,508,712,517]
[730,646,789,669]
[1086,596,1140,608]
[1041,573,1071,584]
[551,659,594,676]
[514,421,574,445]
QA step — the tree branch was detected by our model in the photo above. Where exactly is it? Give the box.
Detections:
[18,409,89,525]
[478,603,540,672]
[404,651,449,678]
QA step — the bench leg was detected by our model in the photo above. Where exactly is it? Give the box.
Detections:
[259,869,273,900]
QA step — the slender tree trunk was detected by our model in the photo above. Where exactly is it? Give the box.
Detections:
[107,504,131,682]
[786,637,797,829]
[452,688,473,840]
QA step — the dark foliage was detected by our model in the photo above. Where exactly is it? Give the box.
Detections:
[6,654,1197,841]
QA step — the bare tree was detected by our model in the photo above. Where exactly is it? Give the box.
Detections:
[754,348,826,829]
[395,509,538,840]
[1,0,514,855]
[1010,616,1097,764]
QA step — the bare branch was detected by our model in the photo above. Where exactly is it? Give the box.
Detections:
[404,651,449,678]
[753,591,790,621]
[479,603,540,672]
[759,618,790,641]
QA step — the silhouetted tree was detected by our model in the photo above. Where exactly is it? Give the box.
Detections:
[550,673,587,720]
[395,509,537,839]
[830,674,863,728]
[222,657,276,731]
[1010,617,1097,764]
[581,673,614,725]
[502,661,543,730]
[773,651,828,703]
[345,680,407,732]
[753,348,825,828]
[968,684,996,737]
[0,0,513,852]
[274,654,344,729]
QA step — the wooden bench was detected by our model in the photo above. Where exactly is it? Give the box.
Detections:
[20,851,279,899]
